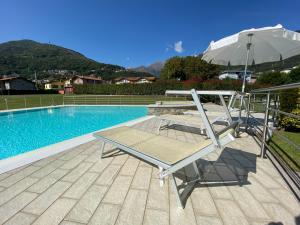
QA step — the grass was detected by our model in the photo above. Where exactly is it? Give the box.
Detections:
[268,130,300,172]
[0,94,187,110]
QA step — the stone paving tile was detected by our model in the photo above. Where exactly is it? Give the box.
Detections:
[262,203,296,225]
[0,115,299,225]
[228,185,269,220]
[60,155,88,170]
[89,157,112,173]
[0,172,12,182]
[0,177,38,205]
[169,192,197,225]
[143,209,169,225]
[30,160,65,178]
[215,199,249,225]
[23,181,72,215]
[191,187,218,216]
[31,198,76,225]
[147,178,169,211]
[131,166,152,190]
[119,158,140,176]
[249,170,282,189]
[111,153,129,165]
[62,162,93,183]
[0,166,40,188]
[115,189,148,225]
[270,189,300,215]
[3,212,37,225]
[102,175,133,205]
[88,203,121,225]
[0,192,37,224]
[95,164,121,186]
[63,172,99,199]
[65,185,108,224]
[60,221,84,225]
[195,215,223,225]
[245,176,278,203]
[27,177,58,194]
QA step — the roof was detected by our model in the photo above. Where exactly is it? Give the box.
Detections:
[0,76,18,81]
[0,76,34,83]
[74,75,102,81]
[114,77,156,82]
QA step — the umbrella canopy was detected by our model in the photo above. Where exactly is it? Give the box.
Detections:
[202,24,300,65]
[202,24,300,92]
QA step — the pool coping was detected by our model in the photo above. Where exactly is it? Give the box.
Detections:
[0,104,149,114]
[0,108,154,174]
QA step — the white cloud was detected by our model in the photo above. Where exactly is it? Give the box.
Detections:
[174,41,184,53]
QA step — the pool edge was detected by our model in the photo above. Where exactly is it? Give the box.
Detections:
[0,115,154,174]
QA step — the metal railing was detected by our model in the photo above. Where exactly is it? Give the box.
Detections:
[63,95,187,105]
[0,95,187,111]
[245,82,300,199]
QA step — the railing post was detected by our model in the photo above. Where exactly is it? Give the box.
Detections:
[245,94,251,131]
[24,97,27,109]
[4,98,8,110]
[261,91,271,158]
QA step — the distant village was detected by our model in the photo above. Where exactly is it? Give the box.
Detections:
[0,70,157,94]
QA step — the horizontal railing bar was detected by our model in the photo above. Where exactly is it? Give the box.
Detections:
[251,82,300,93]
[267,108,300,119]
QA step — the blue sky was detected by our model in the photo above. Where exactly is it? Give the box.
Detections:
[0,0,299,68]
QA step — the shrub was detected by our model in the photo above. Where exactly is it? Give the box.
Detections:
[280,108,300,131]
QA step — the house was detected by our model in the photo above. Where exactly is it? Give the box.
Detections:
[72,75,102,85]
[114,77,156,84]
[44,81,65,90]
[0,76,36,91]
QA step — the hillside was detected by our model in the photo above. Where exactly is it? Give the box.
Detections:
[131,61,164,77]
[0,40,123,79]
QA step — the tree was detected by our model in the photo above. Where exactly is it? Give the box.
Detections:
[256,71,290,86]
[160,56,220,81]
[289,67,300,83]
[160,57,184,80]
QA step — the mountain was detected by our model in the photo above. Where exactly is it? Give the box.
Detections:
[0,40,123,79]
[131,61,164,77]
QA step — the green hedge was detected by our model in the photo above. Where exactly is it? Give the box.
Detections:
[74,79,265,95]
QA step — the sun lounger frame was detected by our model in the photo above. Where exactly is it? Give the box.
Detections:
[94,89,237,208]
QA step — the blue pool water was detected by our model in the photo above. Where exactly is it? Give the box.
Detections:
[0,106,147,160]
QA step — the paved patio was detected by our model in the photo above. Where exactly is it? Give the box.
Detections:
[0,116,299,225]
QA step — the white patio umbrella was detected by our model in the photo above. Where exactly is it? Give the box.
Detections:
[202,24,300,92]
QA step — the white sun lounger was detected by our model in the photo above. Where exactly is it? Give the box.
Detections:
[157,90,237,134]
[94,89,238,208]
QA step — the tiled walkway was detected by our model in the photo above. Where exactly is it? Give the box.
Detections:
[0,117,299,225]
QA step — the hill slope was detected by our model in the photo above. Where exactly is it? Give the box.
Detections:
[0,40,123,79]
[131,61,164,77]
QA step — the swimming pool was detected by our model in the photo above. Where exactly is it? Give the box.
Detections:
[0,106,147,160]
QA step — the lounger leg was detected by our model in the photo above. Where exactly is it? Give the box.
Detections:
[171,174,184,208]
[192,162,201,179]
[159,166,164,187]
[157,119,163,134]
[100,142,106,158]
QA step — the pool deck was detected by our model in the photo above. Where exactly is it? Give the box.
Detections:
[0,114,299,225]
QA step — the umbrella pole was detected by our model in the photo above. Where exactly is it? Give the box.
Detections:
[238,34,253,131]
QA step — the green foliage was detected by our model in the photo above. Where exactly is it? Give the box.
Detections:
[74,80,183,95]
[280,108,300,131]
[289,67,300,83]
[256,71,290,86]
[160,56,220,81]
[279,89,300,113]
[0,40,123,79]
[74,79,263,95]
